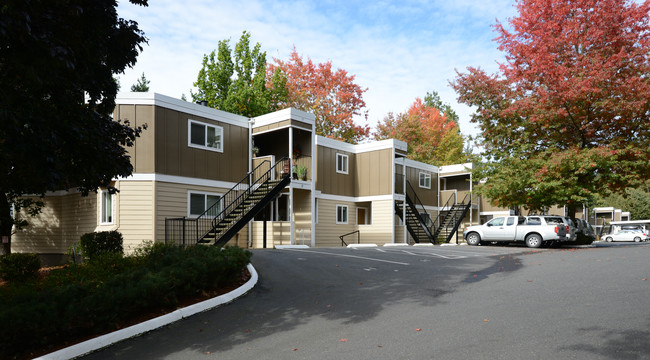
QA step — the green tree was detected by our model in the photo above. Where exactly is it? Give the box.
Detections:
[0,0,148,254]
[191,31,287,117]
[130,72,150,92]
[452,0,650,217]
[597,180,650,220]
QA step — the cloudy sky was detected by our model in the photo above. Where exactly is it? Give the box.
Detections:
[116,0,519,139]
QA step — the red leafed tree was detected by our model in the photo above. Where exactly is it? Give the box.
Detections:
[268,48,370,144]
[374,97,468,166]
[452,0,650,217]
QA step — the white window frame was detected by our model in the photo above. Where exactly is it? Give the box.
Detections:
[188,119,223,152]
[419,172,431,189]
[336,204,348,224]
[100,190,114,225]
[336,153,349,174]
[187,191,223,218]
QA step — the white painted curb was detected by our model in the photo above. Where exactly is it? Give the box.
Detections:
[36,263,259,360]
[275,245,310,249]
[347,244,378,248]
[383,243,409,247]
[413,243,434,247]
[440,243,459,247]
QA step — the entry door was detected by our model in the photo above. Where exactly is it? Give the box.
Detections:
[357,208,367,225]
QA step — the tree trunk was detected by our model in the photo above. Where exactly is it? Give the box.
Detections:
[566,200,578,220]
[0,192,12,254]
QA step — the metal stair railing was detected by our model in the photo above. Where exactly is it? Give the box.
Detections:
[438,192,472,243]
[432,192,457,238]
[206,156,289,243]
[339,230,360,246]
[165,157,289,246]
[404,181,435,243]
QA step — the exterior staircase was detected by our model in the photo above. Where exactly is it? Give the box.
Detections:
[395,181,472,244]
[165,157,290,247]
[432,192,472,243]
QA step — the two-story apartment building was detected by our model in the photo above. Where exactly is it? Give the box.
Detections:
[11,92,479,261]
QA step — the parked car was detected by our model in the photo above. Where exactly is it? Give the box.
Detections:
[603,230,649,242]
[561,216,577,242]
[574,218,596,243]
[463,215,568,248]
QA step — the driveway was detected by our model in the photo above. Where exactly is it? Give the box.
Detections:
[81,243,650,359]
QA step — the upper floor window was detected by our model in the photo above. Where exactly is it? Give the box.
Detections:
[188,120,223,152]
[336,153,348,174]
[188,191,222,217]
[419,172,431,189]
[100,190,114,224]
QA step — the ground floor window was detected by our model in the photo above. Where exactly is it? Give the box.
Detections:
[100,190,114,224]
[336,205,348,224]
[188,192,222,217]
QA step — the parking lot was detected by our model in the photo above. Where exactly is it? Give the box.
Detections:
[82,241,649,360]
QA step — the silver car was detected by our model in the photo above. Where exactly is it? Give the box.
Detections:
[603,230,649,242]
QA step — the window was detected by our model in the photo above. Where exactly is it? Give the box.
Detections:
[188,120,223,152]
[487,217,504,226]
[419,172,431,189]
[188,192,222,217]
[336,153,348,174]
[527,217,541,225]
[100,190,114,224]
[506,217,515,226]
[336,205,348,224]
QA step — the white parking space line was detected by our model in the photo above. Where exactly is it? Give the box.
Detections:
[282,248,410,266]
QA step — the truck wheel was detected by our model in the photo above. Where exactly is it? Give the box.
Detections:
[634,236,641,242]
[605,236,613,242]
[466,232,481,246]
[525,234,542,248]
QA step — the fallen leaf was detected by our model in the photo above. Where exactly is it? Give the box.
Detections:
[527,280,533,282]
[378,345,383,348]
[340,338,348,342]
[415,328,421,331]
[483,319,489,322]
[642,278,647,281]
[360,282,363,285]
[205,352,211,355]
[292,348,298,351]
[246,329,251,333]
[473,274,477,278]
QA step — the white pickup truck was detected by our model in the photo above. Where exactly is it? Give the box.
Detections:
[463,215,568,248]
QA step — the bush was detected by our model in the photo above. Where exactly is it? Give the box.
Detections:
[0,244,252,359]
[0,253,41,283]
[79,231,124,261]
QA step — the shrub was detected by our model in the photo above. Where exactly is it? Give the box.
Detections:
[0,244,252,359]
[0,253,41,283]
[79,231,124,261]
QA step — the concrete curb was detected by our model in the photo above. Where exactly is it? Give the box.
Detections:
[383,243,409,247]
[36,263,259,360]
[275,245,310,249]
[347,244,378,248]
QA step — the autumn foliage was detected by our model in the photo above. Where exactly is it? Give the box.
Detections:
[452,0,650,215]
[375,97,467,166]
[268,48,370,144]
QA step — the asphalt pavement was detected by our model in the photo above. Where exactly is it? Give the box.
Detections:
[79,242,650,360]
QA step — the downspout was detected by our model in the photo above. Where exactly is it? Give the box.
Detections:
[289,127,294,245]
[402,157,407,244]
[248,118,254,248]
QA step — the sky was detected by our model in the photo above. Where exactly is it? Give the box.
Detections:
[116,0,519,139]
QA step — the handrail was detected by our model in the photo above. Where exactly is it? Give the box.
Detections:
[207,157,290,239]
[340,230,360,246]
[432,190,458,234]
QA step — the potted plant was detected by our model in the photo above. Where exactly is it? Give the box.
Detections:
[296,165,307,181]
[251,146,259,157]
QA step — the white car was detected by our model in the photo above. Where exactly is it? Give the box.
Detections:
[603,230,649,242]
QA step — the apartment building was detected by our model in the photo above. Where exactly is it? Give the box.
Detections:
[11,93,480,260]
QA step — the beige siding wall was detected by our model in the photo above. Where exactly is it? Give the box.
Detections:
[405,166,437,207]
[113,180,155,252]
[13,193,96,254]
[250,222,291,247]
[316,145,355,197]
[314,198,395,247]
[355,149,393,196]
[114,104,250,182]
[293,190,312,244]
